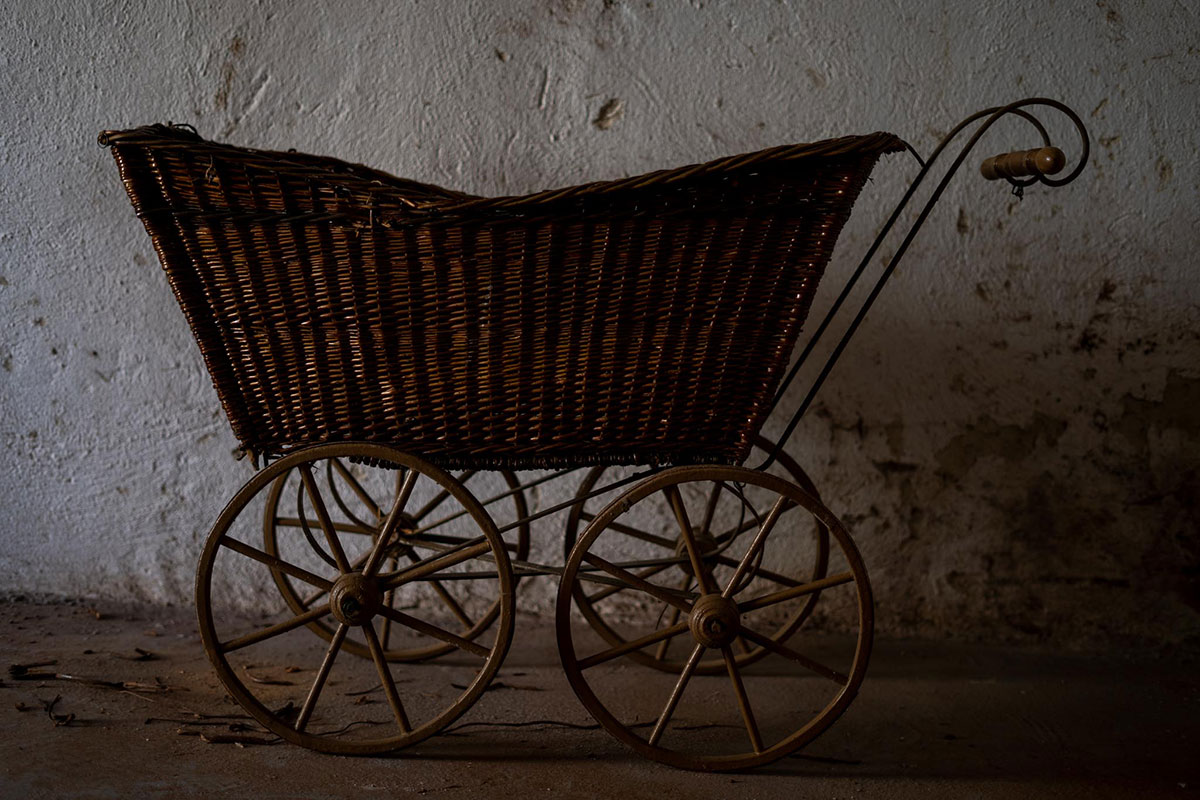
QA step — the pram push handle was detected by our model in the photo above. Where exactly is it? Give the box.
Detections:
[981,146,1067,181]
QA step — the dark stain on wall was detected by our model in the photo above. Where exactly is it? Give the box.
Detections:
[935,413,1069,475]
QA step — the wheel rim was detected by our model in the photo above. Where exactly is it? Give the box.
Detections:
[562,436,830,674]
[557,465,871,772]
[196,443,515,755]
[263,460,528,663]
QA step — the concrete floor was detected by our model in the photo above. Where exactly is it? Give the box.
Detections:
[1,598,1196,799]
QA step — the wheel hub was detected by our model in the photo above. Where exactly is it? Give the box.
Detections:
[688,593,740,648]
[395,512,418,535]
[329,572,382,625]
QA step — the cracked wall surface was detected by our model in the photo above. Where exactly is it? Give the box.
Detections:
[1,0,1197,650]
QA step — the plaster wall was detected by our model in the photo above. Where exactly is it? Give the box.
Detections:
[1,0,1197,649]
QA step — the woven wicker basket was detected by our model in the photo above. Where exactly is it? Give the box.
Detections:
[100,124,902,468]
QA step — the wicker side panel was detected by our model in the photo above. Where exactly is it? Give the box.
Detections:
[108,132,889,469]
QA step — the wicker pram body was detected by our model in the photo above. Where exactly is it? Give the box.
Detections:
[99,100,1084,771]
[102,125,902,468]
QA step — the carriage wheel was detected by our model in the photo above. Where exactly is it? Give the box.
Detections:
[196,443,514,754]
[562,436,829,674]
[557,465,871,771]
[263,460,528,663]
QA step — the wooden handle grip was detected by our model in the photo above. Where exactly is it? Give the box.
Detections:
[980,146,1066,181]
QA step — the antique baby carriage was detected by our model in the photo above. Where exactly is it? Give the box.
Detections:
[100,98,1086,771]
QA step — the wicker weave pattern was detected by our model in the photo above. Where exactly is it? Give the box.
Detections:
[101,125,902,468]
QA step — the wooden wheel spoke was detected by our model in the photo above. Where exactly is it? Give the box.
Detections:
[376,606,490,658]
[300,465,352,574]
[381,555,397,650]
[578,621,690,669]
[713,500,803,545]
[711,554,802,588]
[428,577,474,628]
[362,621,410,733]
[663,485,716,595]
[411,470,476,521]
[722,645,764,752]
[698,481,725,539]
[713,516,759,546]
[584,562,673,604]
[581,553,693,613]
[300,584,331,609]
[737,571,854,614]
[220,603,332,653]
[363,467,420,578]
[330,458,384,520]
[739,626,848,685]
[648,643,705,747]
[295,623,348,732]
[398,526,474,628]
[578,513,678,550]
[722,496,790,599]
[380,538,491,590]
[273,517,376,536]
[655,573,694,661]
[295,550,373,611]
[220,537,333,592]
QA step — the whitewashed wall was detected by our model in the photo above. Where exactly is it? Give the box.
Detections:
[1,0,1197,648]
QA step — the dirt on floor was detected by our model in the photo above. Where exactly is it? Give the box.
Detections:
[0,598,1197,799]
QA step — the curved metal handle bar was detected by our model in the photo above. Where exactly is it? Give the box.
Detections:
[758,97,1089,471]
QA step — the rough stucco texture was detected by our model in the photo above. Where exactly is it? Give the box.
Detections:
[1,0,1197,650]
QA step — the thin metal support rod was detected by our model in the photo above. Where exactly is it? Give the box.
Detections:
[274,517,375,536]
[760,98,1088,470]
[492,468,662,535]
[379,538,490,590]
[412,470,477,521]
[767,104,1052,417]
[586,562,674,603]
[579,514,677,549]
[413,467,590,535]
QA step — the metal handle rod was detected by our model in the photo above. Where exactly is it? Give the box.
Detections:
[758,97,1089,471]
[764,106,1049,417]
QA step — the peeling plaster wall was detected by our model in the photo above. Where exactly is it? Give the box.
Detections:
[1,0,1197,649]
